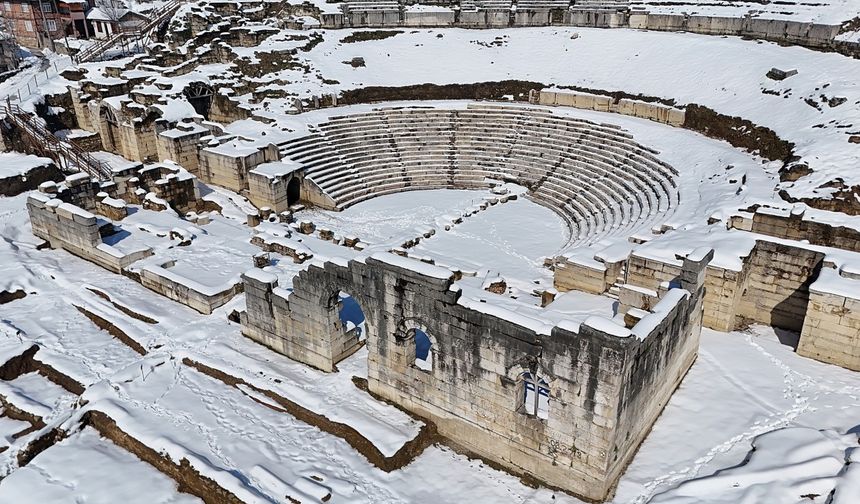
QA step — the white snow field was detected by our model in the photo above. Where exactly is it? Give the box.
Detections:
[0,2,859,502]
[1,179,859,503]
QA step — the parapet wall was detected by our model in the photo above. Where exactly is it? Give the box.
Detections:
[730,204,860,253]
[240,249,711,500]
[321,8,847,51]
[532,89,685,127]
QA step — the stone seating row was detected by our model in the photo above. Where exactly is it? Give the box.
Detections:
[279,107,678,243]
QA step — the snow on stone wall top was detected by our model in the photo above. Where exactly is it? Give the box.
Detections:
[631,288,689,340]
[249,161,302,179]
[0,152,53,179]
[368,251,454,280]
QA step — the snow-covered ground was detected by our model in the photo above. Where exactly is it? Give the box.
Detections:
[0,8,858,503]
[0,180,859,502]
[632,0,860,24]
[224,27,859,200]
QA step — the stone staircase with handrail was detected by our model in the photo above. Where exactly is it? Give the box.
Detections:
[3,101,112,180]
[73,0,184,64]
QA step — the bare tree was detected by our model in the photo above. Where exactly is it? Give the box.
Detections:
[96,0,128,27]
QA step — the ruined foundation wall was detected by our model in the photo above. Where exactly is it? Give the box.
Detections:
[554,256,615,295]
[626,239,825,333]
[140,263,243,315]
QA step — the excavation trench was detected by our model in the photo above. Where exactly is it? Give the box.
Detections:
[85,287,159,324]
[73,305,148,356]
[183,357,438,472]
[0,344,85,395]
[80,410,244,504]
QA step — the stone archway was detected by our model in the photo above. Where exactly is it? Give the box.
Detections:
[183,82,214,119]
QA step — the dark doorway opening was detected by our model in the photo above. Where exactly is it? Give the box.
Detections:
[183,82,214,119]
[287,177,301,207]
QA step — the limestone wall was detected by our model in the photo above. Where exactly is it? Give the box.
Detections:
[247,168,294,213]
[240,249,710,500]
[629,13,840,47]
[627,240,824,333]
[198,143,278,193]
[321,8,843,49]
[534,89,686,127]
[140,262,243,315]
[609,250,711,486]
[554,255,622,294]
[156,124,209,175]
[730,205,860,253]
[26,192,152,273]
[797,268,860,371]
[736,241,824,332]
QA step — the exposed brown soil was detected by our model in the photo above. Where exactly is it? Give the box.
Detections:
[85,287,159,324]
[73,305,148,356]
[683,104,795,162]
[184,358,438,472]
[0,397,45,433]
[0,344,85,395]
[779,186,860,215]
[81,410,244,504]
[16,427,65,467]
[339,80,544,104]
[340,30,403,44]
[0,289,26,304]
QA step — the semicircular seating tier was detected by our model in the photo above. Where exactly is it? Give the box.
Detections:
[278,104,679,246]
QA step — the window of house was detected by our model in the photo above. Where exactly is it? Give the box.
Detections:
[24,20,33,31]
[41,1,51,12]
[21,3,29,12]
[2,2,10,12]
[521,372,550,419]
[46,19,56,31]
[413,328,432,372]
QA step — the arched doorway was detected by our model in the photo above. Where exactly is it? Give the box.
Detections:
[287,177,301,207]
[411,328,432,371]
[335,290,366,342]
[183,82,214,119]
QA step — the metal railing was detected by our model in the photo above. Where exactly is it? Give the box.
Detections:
[7,58,70,103]
[3,101,112,180]
[73,0,184,64]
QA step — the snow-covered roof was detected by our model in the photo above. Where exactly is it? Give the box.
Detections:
[87,6,130,21]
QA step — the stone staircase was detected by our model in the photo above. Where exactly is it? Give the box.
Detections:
[73,0,184,64]
[3,102,111,180]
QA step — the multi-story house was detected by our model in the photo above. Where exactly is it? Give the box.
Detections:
[0,0,65,48]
